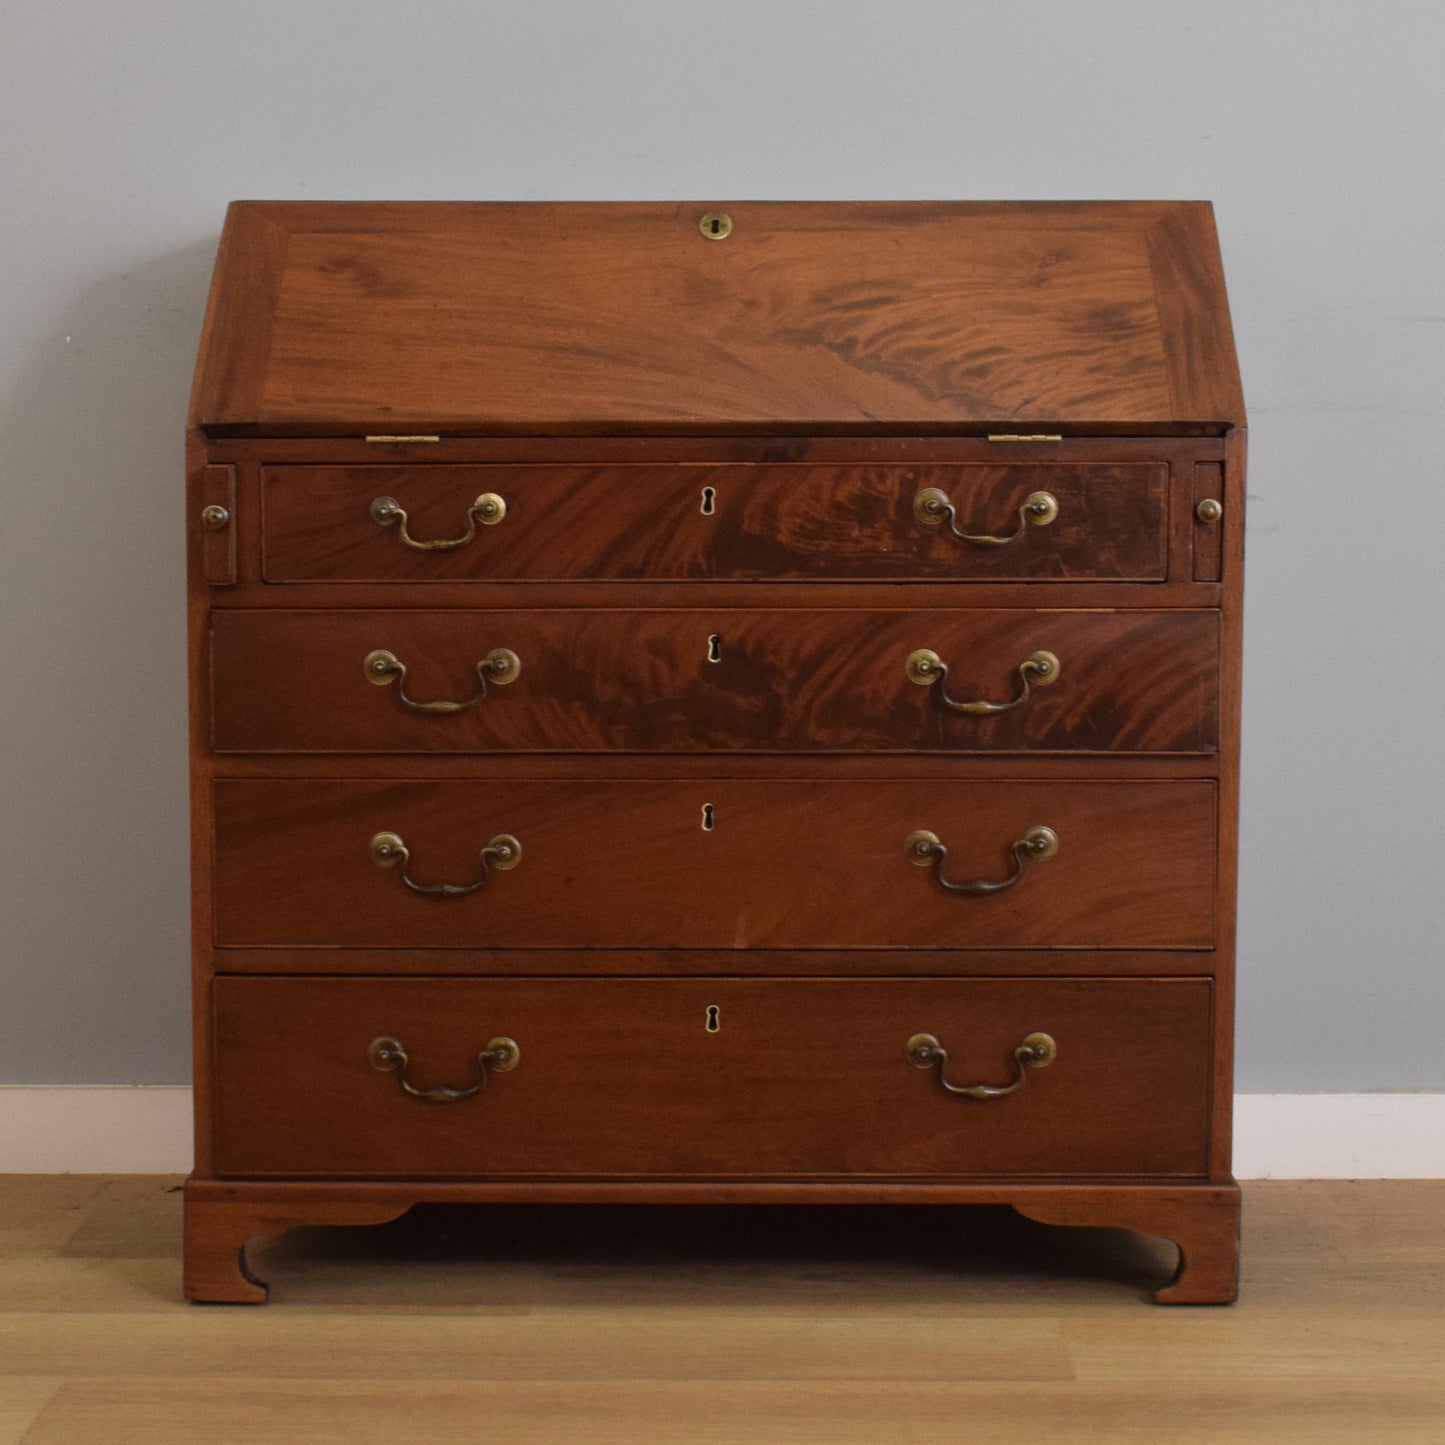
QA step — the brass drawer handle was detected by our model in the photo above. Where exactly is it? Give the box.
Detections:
[906,648,1060,714]
[913,487,1058,545]
[904,1030,1056,1099]
[368,1034,519,1102]
[364,647,521,712]
[904,825,1058,895]
[369,830,521,897]
[369,492,506,550]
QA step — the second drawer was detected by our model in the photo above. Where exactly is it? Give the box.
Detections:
[211,608,1219,754]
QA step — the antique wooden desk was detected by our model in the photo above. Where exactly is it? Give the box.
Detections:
[184,201,1244,1303]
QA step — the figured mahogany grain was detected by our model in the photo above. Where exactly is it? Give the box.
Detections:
[208,975,1213,1179]
[210,778,1216,950]
[192,201,1242,437]
[210,607,1219,755]
[185,200,1246,1309]
[259,463,1166,583]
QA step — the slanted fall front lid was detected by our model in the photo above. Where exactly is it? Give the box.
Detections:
[191,200,1243,438]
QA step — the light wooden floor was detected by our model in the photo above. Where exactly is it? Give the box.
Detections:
[0,1178,1441,1443]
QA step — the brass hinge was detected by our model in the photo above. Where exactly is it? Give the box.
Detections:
[364,435,441,444]
[986,434,1063,443]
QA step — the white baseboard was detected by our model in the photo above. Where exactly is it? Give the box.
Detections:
[0,1087,194,1174]
[1232,1093,1445,1179]
[2,1088,1443,1177]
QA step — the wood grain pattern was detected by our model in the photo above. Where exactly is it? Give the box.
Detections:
[1145,206,1245,432]
[260,462,1167,583]
[182,1179,1244,1310]
[186,440,221,1179]
[1208,427,1247,1180]
[210,778,1216,950]
[208,976,1212,1180]
[199,465,235,586]
[210,946,1223,980]
[1194,461,1224,581]
[185,201,1246,1308]
[183,1196,409,1305]
[186,206,288,430]
[210,607,1219,755]
[30,1379,1445,1445]
[11,1177,1445,1435]
[191,201,1243,437]
[1017,1183,1239,1303]
[198,754,1223,783]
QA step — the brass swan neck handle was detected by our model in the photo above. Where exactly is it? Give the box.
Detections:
[904,825,1058,895]
[369,831,521,897]
[369,492,506,551]
[364,648,520,713]
[907,648,1060,714]
[912,487,1058,545]
[368,1034,519,1102]
[905,1031,1057,1099]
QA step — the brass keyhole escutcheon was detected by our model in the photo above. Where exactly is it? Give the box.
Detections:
[705,1005,721,1033]
[701,803,716,831]
[699,212,732,240]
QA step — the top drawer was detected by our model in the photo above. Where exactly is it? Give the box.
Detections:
[260,463,1166,583]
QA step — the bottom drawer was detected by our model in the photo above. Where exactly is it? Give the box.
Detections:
[211,976,1212,1179]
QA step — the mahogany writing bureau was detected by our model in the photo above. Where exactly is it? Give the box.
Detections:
[184,201,1244,1304]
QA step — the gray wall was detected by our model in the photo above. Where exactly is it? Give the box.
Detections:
[2,1,1442,1089]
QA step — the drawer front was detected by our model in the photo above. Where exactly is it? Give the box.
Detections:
[260,463,1166,582]
[212,779,1216,949]
[211,975,1213,1178]
[211,608,1219,755]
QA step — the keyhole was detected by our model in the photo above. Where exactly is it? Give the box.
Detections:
[707,634,722,663]
[700,486,716,515]
[710,218,722,235]
[701,803,715,831]
[705,1005,721,1033]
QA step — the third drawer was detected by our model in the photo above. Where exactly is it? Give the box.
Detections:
[212,778,1216,949]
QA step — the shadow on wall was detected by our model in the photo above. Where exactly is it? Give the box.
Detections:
[0,237,220,1084]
